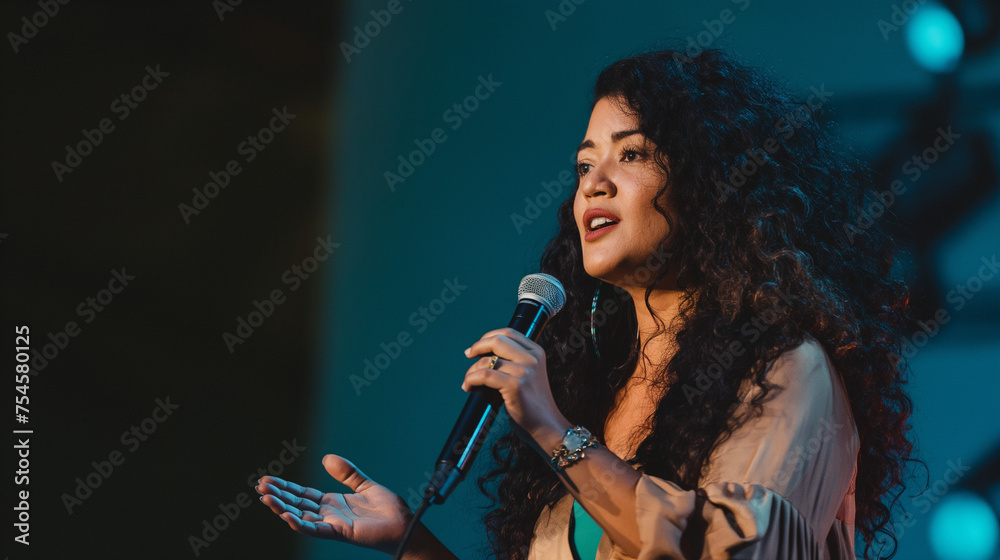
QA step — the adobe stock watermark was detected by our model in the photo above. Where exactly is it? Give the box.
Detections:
[384,74,502,192]
[50,64,169,183]
[715,83,834,202]
[510,167,576,233]
[843,126,960,244]
[875,457,970,551]
[889,254,998,365]
[401,434,475,510]
[7,0,70,54]
[29,267,136,374]
[350,277,468,394]
[681,286,795,403]
[770,417,842,487]
[60,396,180,514]
[510,457,634,559]
[670,0,752,68]
[402,469,438,510]
[339,0,413,63]
[552,246,672,365]
[543,0,587,31]
[212,0,243,21]
[878,0,929,40]
[187,438,306,556]
[575,455,636,504]
[178,106,296,224]
[223,235,339,353]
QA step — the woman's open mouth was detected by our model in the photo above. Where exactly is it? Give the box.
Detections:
[583,210,620,242]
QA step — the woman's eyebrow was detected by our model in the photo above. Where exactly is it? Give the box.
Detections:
[576,129,643,155]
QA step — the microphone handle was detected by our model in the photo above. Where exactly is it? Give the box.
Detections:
[426,299,552,504]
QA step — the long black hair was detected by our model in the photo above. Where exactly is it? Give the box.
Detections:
[478,47,916,559]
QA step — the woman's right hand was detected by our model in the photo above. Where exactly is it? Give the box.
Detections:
[256,454,415,555]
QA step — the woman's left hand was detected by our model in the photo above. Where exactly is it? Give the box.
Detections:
[461,328,571,445]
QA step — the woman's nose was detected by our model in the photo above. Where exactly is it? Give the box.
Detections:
[581,160,616,199]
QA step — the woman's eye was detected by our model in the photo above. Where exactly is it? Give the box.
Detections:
[622,149,643,162]
[577,148,644,176]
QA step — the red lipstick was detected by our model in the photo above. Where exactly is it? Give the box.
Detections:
[582,208,621,242]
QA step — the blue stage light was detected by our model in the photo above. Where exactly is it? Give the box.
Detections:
[905,2,965,73]
[929,491,999,560]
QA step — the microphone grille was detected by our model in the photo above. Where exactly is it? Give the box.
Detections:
[517,273,566,316]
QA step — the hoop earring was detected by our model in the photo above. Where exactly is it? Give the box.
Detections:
[590,281,602,358]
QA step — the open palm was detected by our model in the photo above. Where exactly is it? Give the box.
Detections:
[256,454,412,555]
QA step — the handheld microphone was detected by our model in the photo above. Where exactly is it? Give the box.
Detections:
[425,273,566,505]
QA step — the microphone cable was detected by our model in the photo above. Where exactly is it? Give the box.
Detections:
[393,495,431,560]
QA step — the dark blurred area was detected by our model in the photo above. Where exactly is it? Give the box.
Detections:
[1,1,337,557]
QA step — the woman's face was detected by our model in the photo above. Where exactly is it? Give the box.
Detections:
[573,96,672,288]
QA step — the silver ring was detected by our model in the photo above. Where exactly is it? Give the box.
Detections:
[488,355,499,370]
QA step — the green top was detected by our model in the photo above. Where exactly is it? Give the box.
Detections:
[570,498,604,560]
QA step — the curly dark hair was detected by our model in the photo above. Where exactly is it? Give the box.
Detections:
[476,47,918,559]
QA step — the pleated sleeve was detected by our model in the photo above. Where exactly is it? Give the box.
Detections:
[613,337,860,560]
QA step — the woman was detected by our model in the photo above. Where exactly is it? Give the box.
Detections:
[257,48,915,559]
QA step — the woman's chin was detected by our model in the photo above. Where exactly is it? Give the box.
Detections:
[583,264,626,288]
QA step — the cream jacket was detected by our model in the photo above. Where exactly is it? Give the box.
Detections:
[527,337,859,559]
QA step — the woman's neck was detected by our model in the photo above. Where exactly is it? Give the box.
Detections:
[619,283,686,383]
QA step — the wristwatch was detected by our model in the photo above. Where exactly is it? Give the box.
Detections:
[550,426,600,472]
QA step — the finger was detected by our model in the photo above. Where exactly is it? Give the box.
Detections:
[260,485,319,518]
[471,354,520,375]
[257,476,325,506]
[260,493,289,516]
[282,511,349,541]
[281,511,327,538]
[300,510,327,523]
[274,489,322,511]
[471,327,533,349]
[462,366,515,393]
[463,332,535,363]
[323,454,374,493]
[262,492,318,520]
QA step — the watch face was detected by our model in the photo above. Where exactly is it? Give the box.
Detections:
[564,433,585,450]
[564,427,591,450]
